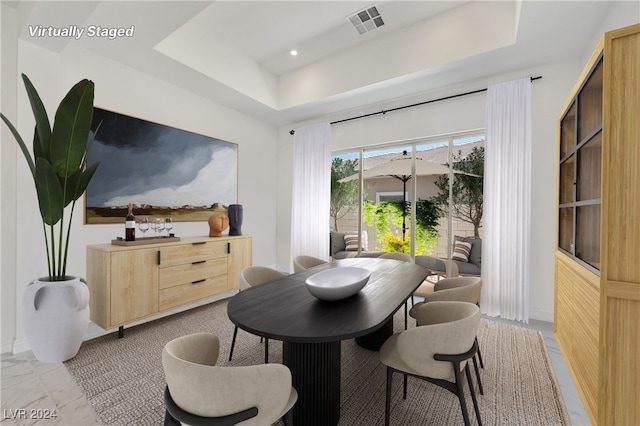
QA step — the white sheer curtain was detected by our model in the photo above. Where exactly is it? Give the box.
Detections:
[481,78,532,322]
[290,123,332,267]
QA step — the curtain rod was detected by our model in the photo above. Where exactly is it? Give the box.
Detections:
[289,76,542,135]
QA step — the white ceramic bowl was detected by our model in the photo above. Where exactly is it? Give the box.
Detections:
[304,267,371,301]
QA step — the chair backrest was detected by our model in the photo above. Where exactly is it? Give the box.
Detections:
[425,276,482,304]
[293,255,328,273]
[378,252,412,262]
[396,301,480,379]
[240,266,287,290]
[162,332,294,424]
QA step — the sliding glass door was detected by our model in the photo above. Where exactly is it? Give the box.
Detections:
[330,133,484,263]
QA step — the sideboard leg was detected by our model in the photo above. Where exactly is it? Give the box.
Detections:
[118,326,124,339]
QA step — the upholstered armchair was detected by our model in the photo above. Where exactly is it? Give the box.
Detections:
[410,276,482,309]
[293,255,328,273]
[229,266,288,363]
[163,333,297,426]
[409,276,484,394]
[379,301,482,426]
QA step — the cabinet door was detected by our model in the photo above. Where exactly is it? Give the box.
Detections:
[227,238,252,290]
[110,248,159,326]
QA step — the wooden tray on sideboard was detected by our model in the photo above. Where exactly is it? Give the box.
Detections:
[111,236,181,246]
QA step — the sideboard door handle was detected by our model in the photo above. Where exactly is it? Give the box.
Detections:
[157,251,161,265]
[227,242,231,254]
[191,279,206,285]
[192,242,206,245]
[192,260,206,265]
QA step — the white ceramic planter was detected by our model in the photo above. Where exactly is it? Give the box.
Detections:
[23,276,90,363]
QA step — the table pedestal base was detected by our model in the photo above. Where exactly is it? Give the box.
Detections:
[355,317,393,351]
[283,341,341,426]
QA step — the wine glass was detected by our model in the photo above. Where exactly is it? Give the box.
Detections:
[164,218,173,236]
[155,218,165,237]
[139,218,149,238]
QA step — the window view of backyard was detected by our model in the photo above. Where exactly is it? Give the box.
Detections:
[330,136,485,260]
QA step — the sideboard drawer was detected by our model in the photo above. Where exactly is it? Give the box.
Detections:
[159,258,227,289]
[159,240,228,267]
[159,275,228,311]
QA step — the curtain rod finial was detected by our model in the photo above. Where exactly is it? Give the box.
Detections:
[290,129,295,135]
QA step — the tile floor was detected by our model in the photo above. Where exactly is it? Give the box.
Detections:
[1,317,590,426]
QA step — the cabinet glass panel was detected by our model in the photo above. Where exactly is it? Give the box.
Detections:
[577,132,602,201]
[578,59,603,142]
[560,101,576,159]
[559,207,574,253]
[560,154,575,204]
[576,204,601,270]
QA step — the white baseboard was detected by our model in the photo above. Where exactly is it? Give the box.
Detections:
[10,292,237,356]
[530,308,554,323]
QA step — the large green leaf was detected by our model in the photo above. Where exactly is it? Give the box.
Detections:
[74,162,99,200]
[21,74,52,160]
[0,113,36,179]
[35,158,63,226]
[33,127,45,159]
[61,170,80,208]
[51,79,94,177]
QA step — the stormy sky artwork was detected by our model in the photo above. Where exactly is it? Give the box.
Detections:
[86,108,237,208]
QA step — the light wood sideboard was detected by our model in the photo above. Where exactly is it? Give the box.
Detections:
[555,23,640,426]
[87,235,252,336]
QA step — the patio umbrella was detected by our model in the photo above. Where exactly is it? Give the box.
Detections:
[339,151,479,238]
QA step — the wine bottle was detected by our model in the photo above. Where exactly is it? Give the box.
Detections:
[125,203,136,241]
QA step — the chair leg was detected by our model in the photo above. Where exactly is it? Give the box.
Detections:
[411,294,415,306]
[472,354,484,395]
[404,300,408,330]
[403,373,408,399]
[454,367,472,426]
[228,325,239,361]
[385,367,393,426]
[465,363,483,426]
[264,338,269,363]
[476,337,484,369]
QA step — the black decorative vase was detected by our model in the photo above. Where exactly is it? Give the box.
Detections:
[228,204,243,236]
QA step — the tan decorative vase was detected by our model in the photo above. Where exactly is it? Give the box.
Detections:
[208,213,230,237]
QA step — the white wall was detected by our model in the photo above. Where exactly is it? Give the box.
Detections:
[1,38,279,354]
[1,2,19,355]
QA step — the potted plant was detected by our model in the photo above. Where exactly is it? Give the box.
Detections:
[1,74,99,362]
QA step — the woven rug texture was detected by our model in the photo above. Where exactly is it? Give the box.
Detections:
[64,300,570,425]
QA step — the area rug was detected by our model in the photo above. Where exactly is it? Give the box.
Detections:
[64,300,570,425]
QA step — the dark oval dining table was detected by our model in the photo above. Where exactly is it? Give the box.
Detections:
[227,258,430,426]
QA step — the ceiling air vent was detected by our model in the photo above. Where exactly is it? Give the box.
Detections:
[347,5,385,35]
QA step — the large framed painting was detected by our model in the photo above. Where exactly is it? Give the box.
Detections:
[85,108,238,224]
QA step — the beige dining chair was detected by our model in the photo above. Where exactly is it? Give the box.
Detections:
[293,255,328,273]
[409,276,485,394]
[163,332,297,426]
[229,266,287,363]
[379,301,481,426]
[379,252,413,329]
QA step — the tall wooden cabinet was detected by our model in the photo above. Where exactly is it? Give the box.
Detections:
[554,23,640,426]
[87,235,252,332]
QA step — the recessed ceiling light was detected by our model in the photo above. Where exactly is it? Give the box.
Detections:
[290,50,298,56]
